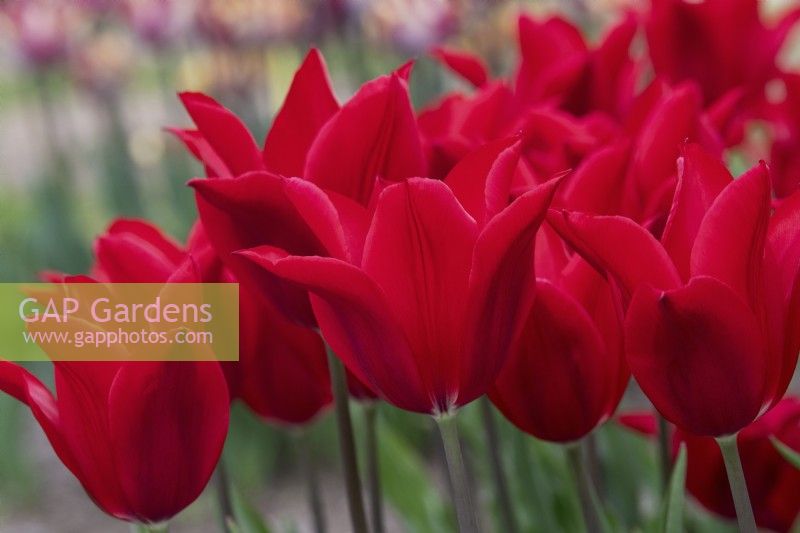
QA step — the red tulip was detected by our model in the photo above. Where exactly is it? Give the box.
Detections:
[620,397,800,532]
[98,218,335,425]
[645,0,800,110]
[549,145,800,436]
[175,50,425,327]
[0,220,230,524]
[491,259,627,442]
[558,80,723,229]
[236,139,562,413]
[515,12,639,117]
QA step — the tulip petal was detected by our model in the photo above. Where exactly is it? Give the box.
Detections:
[661,144,732,278]
[106,219,186,266]
[0,361,78,475]
[237,248,429,413]
[165,128,229,177]
[558,141,631,215]
[490,280,614,442]
[239,294,331,425]
[191,172,326,325]
[690,162,771,306]
[362,179,478,411]
[178,92,264,176]
[625,276,767,436]
[431,47,489,88]
[54,362,128,518]
[444,138,521,225]
[304,73,426,205]
[94,232,180,283]
[263,49,339,177]
[108,362,229,523]
[282,177,369,263]
[630,83,705,205]
[547,210,681,297]
[461,176,561,405]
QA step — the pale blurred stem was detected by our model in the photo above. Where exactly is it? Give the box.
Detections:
[566,441,604,533]
[479,398,518,533]
[513,431,558,532]
[657,414,672,490]
[585,433,604,498]
[436,412,479,533]
[297,428,327,533]
[716,435,757,533]
[130,523,168,533]
[364,402,385,533]
[214,458,234,532]
[326,349,369,533]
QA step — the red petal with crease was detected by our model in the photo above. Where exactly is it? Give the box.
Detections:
[239,294,332,425]
[625,277,767,436]
[179,92,264,176]
[661,144,732,279]
[461,176,562,404]
[94,233,178,283]
[108,362,229,523]
[362,179,477,411]
[304,73,426,205]
[106,219,185,265]
[445,138,520,226]
[263,49,339,177]
[191,172,326,325]
[237,248,429,413]
[690,162,771,307]
[0,361,80,482]
[283,178,369,263]
[54,362,128,518]
[547,210,681,298]
[490,280,614,442]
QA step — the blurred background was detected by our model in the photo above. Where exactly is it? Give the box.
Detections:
[0,0,795,531]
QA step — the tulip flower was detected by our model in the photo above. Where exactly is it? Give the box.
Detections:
[515,12,639,118]
[233,138,561,532]
[490,257,627,444]
[0,220,231,526]
[91,218,334,426]
[621,397,800,532]
[238,143,559,416]
[549,144,800,530]
[645,0,800,138]
[175,50,425,327]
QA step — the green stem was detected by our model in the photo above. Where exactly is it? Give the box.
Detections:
[716,435,757,533]
[513,431,558,532]
[566,442,604,533]
[365,402,385,533]
[326,349,369,533]
[215,459,234,532]
[479,398,518,533]
[130,522,169,533]
[657,415,672,490]
[298,428,327,533]
[586,433,604,499]
[436,412,479,533]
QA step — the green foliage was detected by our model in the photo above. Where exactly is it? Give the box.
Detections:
[772,437,800,470]
[663,444,688,533]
